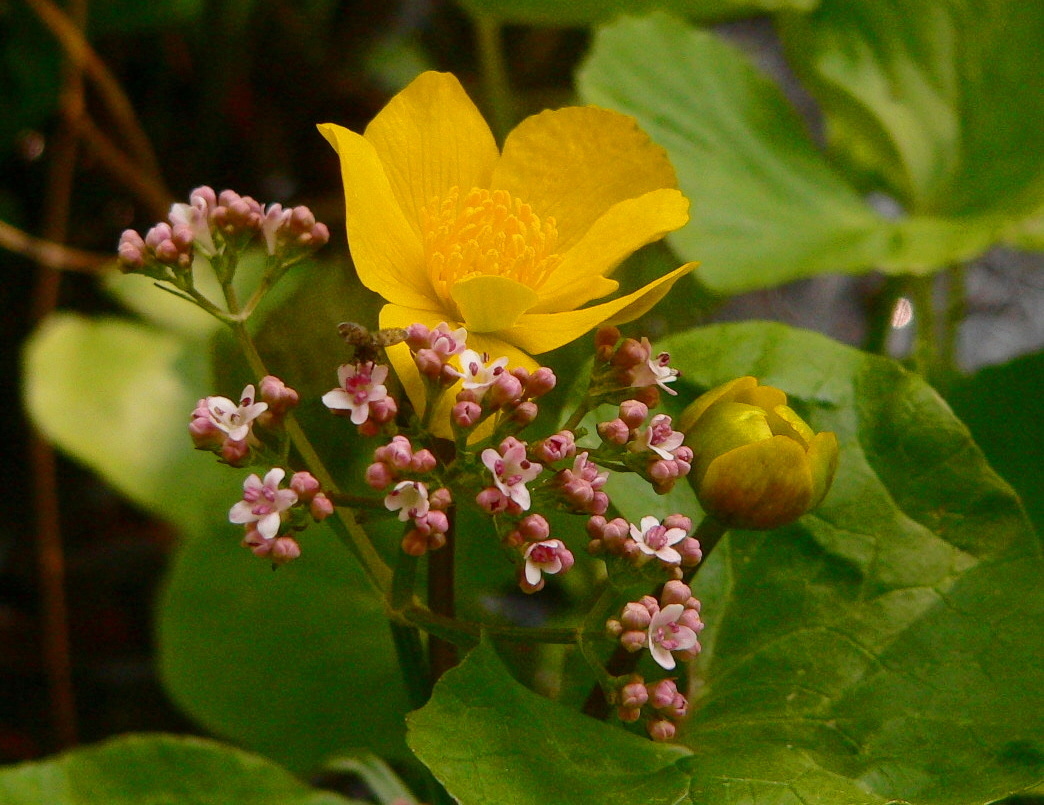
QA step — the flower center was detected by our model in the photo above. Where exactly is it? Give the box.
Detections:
[422,187,562,319]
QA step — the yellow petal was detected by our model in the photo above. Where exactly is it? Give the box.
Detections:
[678,377,758,433]
[499,262,696,354]
[451,275,539,333]
[492,106,679,250]
[318,123,436,311]
[533,188,690,313]
[364,72,500,236]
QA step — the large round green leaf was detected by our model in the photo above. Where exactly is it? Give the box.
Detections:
[157,514,412,773]
[578,13,892,294]
[0,734,354,804]
[779,0,1044,221]
[22,313,239,533]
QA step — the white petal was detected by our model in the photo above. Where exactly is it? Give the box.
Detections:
[322,389,354,410]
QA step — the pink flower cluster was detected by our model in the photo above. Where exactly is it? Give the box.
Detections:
[229,469,332,565]
[365,436,451,555]
[551,452,610,515]
[477,436,543,513]
[587,515,702,576]
[606,580,703,671]
[594,327,680,407]
[189,376,299,466]
[405,322,468,386]
[450,353,557,432]
[598,401,692,493]
[118,186,328,273]
[616,675,690,742]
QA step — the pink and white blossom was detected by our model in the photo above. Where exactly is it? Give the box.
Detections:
[521,539,574,592]
[629,338,679,395]
[229,468,298,540]
[629,516,688,565]
[322,362,391,425]
[384,480,430,522]
[647,604,700,670]
[204,384,268,442]
[454,349,509,400]
[631,413,685,460]
[481,437,542,510]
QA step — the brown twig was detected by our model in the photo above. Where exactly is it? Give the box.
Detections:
[0,220,111,273]
[24,0,170,195]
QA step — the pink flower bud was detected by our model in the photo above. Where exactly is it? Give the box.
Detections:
[647,678,679,710]
[611,337,647,369]
[487,372,524,409]
[597,418,631,445]
[534,430,576,463]
[414,349,444,379]
[619,399,649,428]
[661,580,693,606]
[220,439,251,466]
[310,493,334,521]
[647,718,676,742]
[620,677,649,710]
[410,449,437,473]
[617,706,642,723]
[509,401,539,426]
[677,537,703,567]
[365,462,394,490]
[517,514,550,542]
[663,514,692,532]
[429,487,452,510]
[620,630,647,653]
[620,601,654,631]
[595,326,620,349]
[452,400,482,428]
[525,367,557,398]
[290,472,321,501]
[259,375,300,420]
[269,536,302,565]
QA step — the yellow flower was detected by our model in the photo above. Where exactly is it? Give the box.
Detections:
[319,71,695,415]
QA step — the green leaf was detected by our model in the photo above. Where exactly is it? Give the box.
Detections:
[22,313,238,533]
[157,515,412,773]
[779,0,1044,222]
[578,12,1044,293]
[408,640,693,805]
[0,734,354,804]
[456,0,816,26]
[946,350,1044,536]
[624,321,1041,804]
[578,13,892,295]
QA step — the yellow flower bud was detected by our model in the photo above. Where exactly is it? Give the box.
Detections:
[679,377,839,530]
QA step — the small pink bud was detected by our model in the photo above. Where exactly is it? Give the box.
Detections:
[525,367,557,398]
[647,678,679,710]
[517,514,550,542]
[509,400,539,426]
[269,536,302,565]
[487,372,524,409]
[365,462,394,490]
[647,718,676,742]
[677,537,703,567]
[452,400,483,428]
[619,399,649,428]
[310,494,334,521]
[620,601,653,631]
[661,580,693,606]
[411,449,437,473]
[611,338,647,369]
[476,487,510,513]
[598,419,631,445]
[620,630,647,653]
[290,472,321,501]
[220,439,251,466]
[617,706,642,723]
[429,487,452,510]
[595,326,620,349]
[620,677,649,710]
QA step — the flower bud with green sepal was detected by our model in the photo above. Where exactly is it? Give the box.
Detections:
[680,377,839,530]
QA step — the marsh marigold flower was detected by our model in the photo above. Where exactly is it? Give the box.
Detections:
[320,71,696,424]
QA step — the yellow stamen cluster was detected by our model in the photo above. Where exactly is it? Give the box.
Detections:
[423,187,562,313]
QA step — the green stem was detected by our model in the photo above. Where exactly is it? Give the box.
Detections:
[909,274,937,380]
[388,621,430,710]
[399,604,594,647]
[561,399,593,433]
[863,275,907,356]
[939,263,966,387]
[474,16,514,142]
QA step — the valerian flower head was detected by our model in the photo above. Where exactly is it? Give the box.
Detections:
[384,480,431,522]
[481,437,542,510]
[629,515,687,565]
[630,338,679,395]
[680,377,839,530]
[647,604,701,671]
[169,185,219,257]
[454,349,509,400]
[322,362,394,427]
[520,539,574,593]
[320,71,696,431]
[228,468,298,540]
[201,384,268,442]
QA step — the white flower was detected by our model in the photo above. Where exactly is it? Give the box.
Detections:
[384,480,430,522]
[647,604,700,670]
[630,338,679,395]
[482,438,542,510]
[205,384,268,442]
[523,539,571,586]
[322,362,390,425]
[228,468,298,540]
[261,203,293,255]
[454,349,509,399]
[629,516,687,565]
[631,413,685,460]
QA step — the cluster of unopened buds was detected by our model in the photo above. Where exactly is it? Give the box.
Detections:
[189,376,299,467]
[117,185,330,278]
